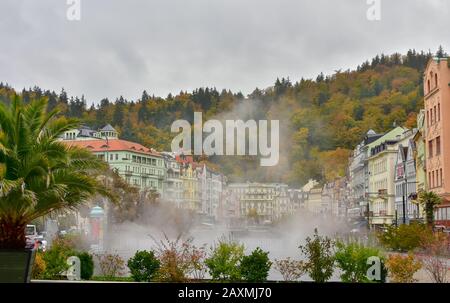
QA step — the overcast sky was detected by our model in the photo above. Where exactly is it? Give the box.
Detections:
[0,0,449,103]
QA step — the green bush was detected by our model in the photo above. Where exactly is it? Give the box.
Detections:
[335,242,385,283]
[77,252,94,280]
[299,229,335,283]
[41,237,75,279]
[205,239,244,281]
[127,250,160,282]
[240,247,272,282]
[377,222,432,252]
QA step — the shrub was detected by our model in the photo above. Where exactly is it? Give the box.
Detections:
[239,247,272,282]
[32,252,47,279]
[274,258,306,282]
[96,253,126,278]
[205,239,244,281]
[152,234,206,282]
[386,254,422,283]
[186,244,207,281]
[77,252,94,280]
[41,237,75,279]
[127,250,160,282]
[335,242,385,283]
[421,234,450,283]
[377,222,432,252]
[299,229,335,283]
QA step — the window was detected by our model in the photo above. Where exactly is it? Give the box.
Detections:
[110,154,113,161]
[435,74,438,88]
[428,79,431,93]
[440,169,443,187]
[427,110,430,127]
[438,103,441,122]
[428,140,433,158]
[436,137,441,155]
[115,154,118,160]
[434,106,437,124]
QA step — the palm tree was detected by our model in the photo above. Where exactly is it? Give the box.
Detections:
[418,191,442,227]
[0,95,113,249]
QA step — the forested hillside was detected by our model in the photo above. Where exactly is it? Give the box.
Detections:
[0,50,435,186]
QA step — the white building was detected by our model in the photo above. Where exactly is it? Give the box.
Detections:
[367,127,412,228]
[161,152,184,208]
[227,182,291,224]
[198,164,226,220]
[394,134,421,225]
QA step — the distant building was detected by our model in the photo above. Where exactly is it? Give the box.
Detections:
[367,126,408,228]
[161,152,184,207]
[176,155,201,212]
[424,57,450,228]
[288,189,308,211]
[306,187,324,215]
[394,133,421,226]
[348,130,383,218]
[60,125,165,195]
[227,182,290,224]
[198,164,226,220]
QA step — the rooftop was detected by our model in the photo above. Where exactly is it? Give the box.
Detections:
[63,139,161,157]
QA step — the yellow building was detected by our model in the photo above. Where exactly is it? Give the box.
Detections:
[367,127,408,228]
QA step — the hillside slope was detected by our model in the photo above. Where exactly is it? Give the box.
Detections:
[0,50,432,186]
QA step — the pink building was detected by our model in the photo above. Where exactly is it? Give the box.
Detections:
[424,57,450,227]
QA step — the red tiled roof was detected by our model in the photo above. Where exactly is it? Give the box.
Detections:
[175,154,202,168]
[63,139,161,157]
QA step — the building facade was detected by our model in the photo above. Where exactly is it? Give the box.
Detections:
[305,187,324,215]
[227,183,290,224]
[161,152,184,207]
[61,125,165,195]
[367,127,408,228]
[424,58,450,228]
[394,135,421,226]
[348,130,383,219]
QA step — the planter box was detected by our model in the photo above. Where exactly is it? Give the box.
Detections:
[0,249,36,283]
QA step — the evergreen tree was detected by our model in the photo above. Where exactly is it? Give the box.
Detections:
[112,96,126,127]
[436,45,448,58]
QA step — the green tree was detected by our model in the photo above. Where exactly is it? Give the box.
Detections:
[418,191,442,227]
[127,250,160,282]
[377,222,433,252]
[0,95,113,249]
[205,239,244,281]
[239,247,272,282]
[299,229,335,283]
[335,242,385,283]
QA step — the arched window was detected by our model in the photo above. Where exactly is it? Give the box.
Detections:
[435,74,438,88]
[428,79,431,93]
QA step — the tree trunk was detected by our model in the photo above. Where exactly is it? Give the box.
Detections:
[0,219,26,249]
[426,204,434,228]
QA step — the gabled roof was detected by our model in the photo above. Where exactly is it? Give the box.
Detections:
[63,139,161,157]
[100,124,117,132]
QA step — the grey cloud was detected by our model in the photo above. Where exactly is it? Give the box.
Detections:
[0,0,449,102]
